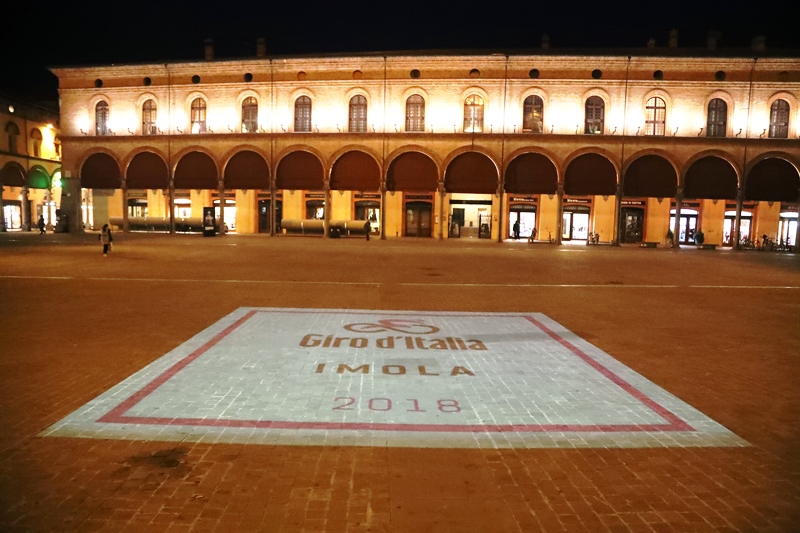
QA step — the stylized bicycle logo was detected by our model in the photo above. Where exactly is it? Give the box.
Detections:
[344,319,440,334]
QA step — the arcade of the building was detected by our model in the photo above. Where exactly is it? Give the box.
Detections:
[47,41,800,247]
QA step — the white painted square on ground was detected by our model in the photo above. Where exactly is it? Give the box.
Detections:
[41,308,747,449]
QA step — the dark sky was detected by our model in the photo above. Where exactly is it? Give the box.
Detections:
[2,0,797,105]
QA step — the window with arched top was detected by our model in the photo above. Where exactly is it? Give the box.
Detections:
[464,94,484,133]
[522,95,543,133]
[95,100,109,136]
[706,98,727,138]
[241,97,258,133]
[644,97,666,136]
[584,96,604,134]
[142,99,157,135]
[769,99,790,138]
[349,95,367,133]
[294,96,311,132]
[405,94,425,132]
[191,98,207,134]
[30,128,42,158]
[5,121,20,153]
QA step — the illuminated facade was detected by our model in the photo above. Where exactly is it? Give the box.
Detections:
[0,96,62,231]
[52,41,800,246]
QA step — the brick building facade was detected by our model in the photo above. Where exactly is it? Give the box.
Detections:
[51,40,800,247]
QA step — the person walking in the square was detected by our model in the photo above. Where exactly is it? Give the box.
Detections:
[512,220,520,240]
[37,215,46,235]
[364,219,371,241]
[99,224,113,256]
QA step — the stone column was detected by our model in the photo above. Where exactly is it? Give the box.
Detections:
[496,176,504,243]
[121,179,129,232]
[217,179,226,235]
[555,183,564,245]
[21,186,31,231]
[733,189,743,250]
[380,185,387,240]
[613,183,623,245]
[168,177,176,234]
[672,187,683,249]
[438,181,445,240]
[43,188,52,231]
[323,182,330,238]
[795,189,800,252]
[0,184,6,232]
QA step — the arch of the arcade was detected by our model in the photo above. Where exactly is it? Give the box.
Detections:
[67,141,798,245]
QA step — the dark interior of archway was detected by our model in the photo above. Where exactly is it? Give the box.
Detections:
[1,164,26,187]
[276,151,324,190]
[330,151,380,191]
[684,157,737,200]
[564,153,616,196]
[174,152,218,189]
[505,153,557,194]
[745,158,800,202]
[387,152,438,191]
[623,155,677,198]
[225,151,269,189]
[445,152,497,194]
[127,152,169,189]
[81,153,121,189]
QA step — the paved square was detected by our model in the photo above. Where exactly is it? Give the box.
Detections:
[42,308,747,449]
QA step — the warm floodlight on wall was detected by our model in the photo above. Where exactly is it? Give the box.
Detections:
[8,105,14,113]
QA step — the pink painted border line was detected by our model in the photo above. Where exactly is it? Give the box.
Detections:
[98,310,694,434]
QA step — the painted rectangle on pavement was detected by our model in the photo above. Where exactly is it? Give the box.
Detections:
[41,308,747,448]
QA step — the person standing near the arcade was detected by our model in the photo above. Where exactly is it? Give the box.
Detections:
[99,224,113,256]
[364,219,371,241]
[512,219,520,240]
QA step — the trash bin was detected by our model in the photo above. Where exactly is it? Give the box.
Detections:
[329,226,341,238]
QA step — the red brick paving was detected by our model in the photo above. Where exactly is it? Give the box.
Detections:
[1,232,798,532]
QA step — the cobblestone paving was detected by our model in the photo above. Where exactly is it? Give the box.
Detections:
[1,233,798,532]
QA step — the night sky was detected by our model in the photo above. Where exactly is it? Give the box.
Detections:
[2,0,797,105]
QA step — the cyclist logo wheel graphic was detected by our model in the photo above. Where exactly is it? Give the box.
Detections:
[344,319,440,334]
